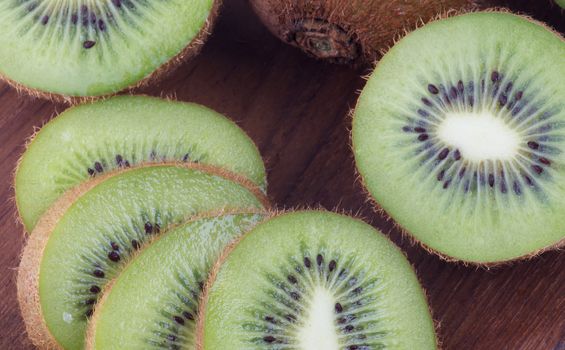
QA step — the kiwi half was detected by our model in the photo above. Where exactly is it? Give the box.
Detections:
[197,211,437,349]
[249,0,477,64]
[352,12,565,263]
[17,163,268,350]
[15,95,266,232]
[86,211,267,350]
[0,0,219,99]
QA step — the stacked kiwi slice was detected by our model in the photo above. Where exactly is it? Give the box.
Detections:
[0,0,219,99]
[353,12,565,264]
[16,96,270,349]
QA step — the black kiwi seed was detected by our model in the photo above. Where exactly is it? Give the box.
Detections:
[87,168,95,176]
[41,15,49,25]
[94,161,103,173]
[263,335,276,343]
[329,260,336,271]
[93,269,104,278]
[90,285,101,293]
[83,40,96,49]
[287,275,297,284]
[183,311,194,321]
[85,299,96,305]
[316,254,323,266]
[108,251,120,262]
[427,84,439,94]
[173,316,185,325]
[144,222,153,234]
[85,309,94,317]
[335,303,343,313]
[115,154,123,166]
[131,240,140,249]
[528,141,539,150]
[303,257,311,268]
[110,242,119,251]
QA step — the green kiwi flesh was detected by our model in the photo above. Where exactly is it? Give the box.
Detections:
[556,0,565,9]
[0,0,216,97]
[16,95,266,232]
[88,212,266,350]
[18,164,266,350]
[352,12,565,263]
[198,211,437,349]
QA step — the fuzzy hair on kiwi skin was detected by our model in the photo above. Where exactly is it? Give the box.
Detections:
[249,0,482,64]
[17,162,270,350]
[350,9,565,267]
[84,208,271,350]
[0,1,222,105]
[195,209,440,350]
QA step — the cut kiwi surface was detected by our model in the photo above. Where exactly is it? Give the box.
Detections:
[198,211,437,350]
[17,164,267,350]
[16,95,266,232]
[0,0,218,98]
[352,12,565,263]
[87,211,267,350]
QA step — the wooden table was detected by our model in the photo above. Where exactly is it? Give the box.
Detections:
[1,1,563,349]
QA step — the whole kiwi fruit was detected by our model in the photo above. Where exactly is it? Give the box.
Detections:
[352,11,565,264]
[249,0,480,64]
[0,0,220,100]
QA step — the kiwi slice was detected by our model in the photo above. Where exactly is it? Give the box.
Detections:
[17,164,268,350]
[86,211,267,350]
[198,211,437,349]
[15,95,266,232]
[249,0,477,64]
[352,12,565,263]
[0,0,218,99]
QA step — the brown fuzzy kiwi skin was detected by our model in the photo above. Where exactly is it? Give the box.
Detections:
[16,162,270,350]
[349,10,565,267]
[195,209,440,350]
[84,207,269,350]
[248,0,483,65]
[0,0,222,105]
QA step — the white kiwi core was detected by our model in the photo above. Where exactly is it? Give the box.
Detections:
[297,286,340,350]
[438,111,520,162]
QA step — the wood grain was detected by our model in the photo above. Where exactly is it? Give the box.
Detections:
[0,1,563,349]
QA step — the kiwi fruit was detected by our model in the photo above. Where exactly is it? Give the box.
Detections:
[197,211,437,349]
[0,0,219,99]
[15,95,266,232]
[352,12,565,263]
[249,0,478,64]
[17,163,268,350]
[86,211,267,350]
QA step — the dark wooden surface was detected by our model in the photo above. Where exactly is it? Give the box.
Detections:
[1,1,564,349]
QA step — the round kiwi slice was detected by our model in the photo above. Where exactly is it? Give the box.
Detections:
[249,0,477,64]
[0,0,219,99]
[197,211,437,349]
[86,211,267,350]
[352,12,565,263]
[17,163,268,350]
[15,95,266,232]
